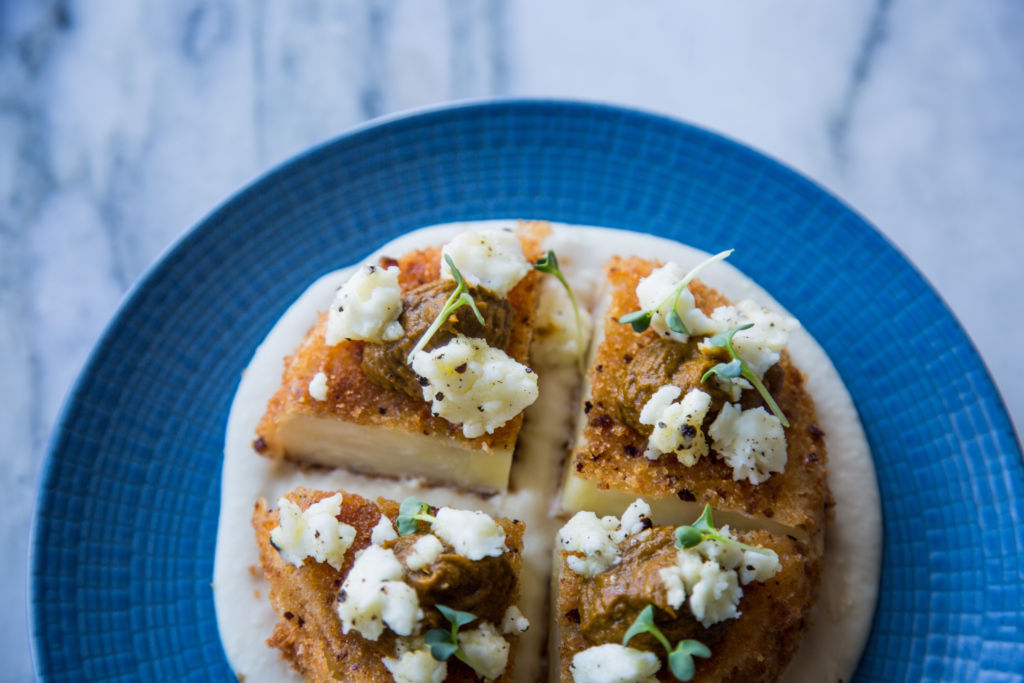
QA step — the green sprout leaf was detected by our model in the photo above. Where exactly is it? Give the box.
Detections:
[425,604,490,676]
[699,323,789,428]
[668,640,712,681]
[424,629,458,661]
[396,496,436,535]
[407,255,485,363]
[673,504,778,558]
[622,605,710,682]
[535,250,588,372]
[618,249,733,337]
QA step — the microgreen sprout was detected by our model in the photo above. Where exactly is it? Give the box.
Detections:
[699,323,789,427]
[673,504,779,560]
[407,255,485,362]
[618,249,734,335]
[396,496,437,535]
[424,604,489,676]
[534,249,587,372]
[622,605,711,681]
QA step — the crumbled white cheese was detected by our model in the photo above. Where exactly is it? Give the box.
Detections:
[501,605,530,634]
[431,507,507,560]
[638,386,712,464]
[410,336,538,439]
[709,402,788,484]
[325,264,404,344]
[570,643,661,683]
[706,299,796,381]
[531,275,593,367]
[336,545,423,640]
[307,371,328,401]
[659,528,781,627]
[383,648,447,683]
[635,262,724,342]
[404,534,444,571]
[269,494,355,571]
[370,514,398,545]
[457,622,510,680]
[614,499,652,541]
[558,512,622,577]
[440,228,531,296]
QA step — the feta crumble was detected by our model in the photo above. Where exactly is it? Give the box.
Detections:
[501,605,531,634]
[701,299,797,399]
[558,500,650,578]
[659,528,781,627]
[370,514,398,545]
[570,643,661,683]
[457,622,511,680]
[635,262,723,342]
[709,402,788,484]
[440,228,531,297]
[269,494,355,571]
[383,648,447,683]
[638,386,712,464]
[532,275,593,367]
[307,371,328,401]
[404,534,444,571]
[431,507,507,560]
[325,264,404,345]
[336,545,423,640]
[410,336,538,439]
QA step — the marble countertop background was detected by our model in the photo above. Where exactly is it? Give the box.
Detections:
[3,1,1023,680]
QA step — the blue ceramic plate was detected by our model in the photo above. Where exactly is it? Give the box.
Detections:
[30,101,1024,681]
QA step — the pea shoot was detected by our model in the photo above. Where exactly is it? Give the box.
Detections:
[396,496,437,535]
[622,605,711,681]
[534,249,587,372]
[699,324,789,427]
[407,255,485,362]
[674,504,778,560]
[424,604,489,676]
[618,249,733,335]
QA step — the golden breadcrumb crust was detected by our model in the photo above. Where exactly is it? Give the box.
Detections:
[252,487,524,682]
[254,223,548,462]
[555,528,820,682]
[571,256,832,540]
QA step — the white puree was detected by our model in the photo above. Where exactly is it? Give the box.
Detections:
[213,222,882,683]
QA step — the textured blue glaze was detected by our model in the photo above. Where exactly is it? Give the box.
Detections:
[30,101,1024,681]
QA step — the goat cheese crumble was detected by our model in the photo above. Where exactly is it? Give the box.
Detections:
[659,528,781,627]
[307,371,328,401]
[325,264,404,345]
[383,647,447,683]
[457,622,511,680]
[570,643,661,683]
[501,605,531,634]
[269,494,355,571]
[558,500,651,578]
[431,507,507,560]
[709,402,788,484]
[410,336,539,439]
[634,262,722,342]
[336,545,422,640]
[370,514,398,545]
[404,533,444,571]
[638,386,712,464]
[440,228,531,297]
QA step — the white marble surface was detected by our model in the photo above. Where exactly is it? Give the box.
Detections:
[3,0,1022,679]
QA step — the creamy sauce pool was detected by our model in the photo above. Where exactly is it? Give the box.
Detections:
[213,222,882,683]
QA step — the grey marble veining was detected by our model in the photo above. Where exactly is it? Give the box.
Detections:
[3,1,1023,679]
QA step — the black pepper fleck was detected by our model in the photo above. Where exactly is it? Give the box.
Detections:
[584,401,593,414]
[676,488,696,502]
[252,437,268,453]
[455,363,468,374]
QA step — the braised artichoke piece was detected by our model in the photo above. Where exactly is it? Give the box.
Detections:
[361,279,514,399]
[385,533,516,628]
[619,339,719,434]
